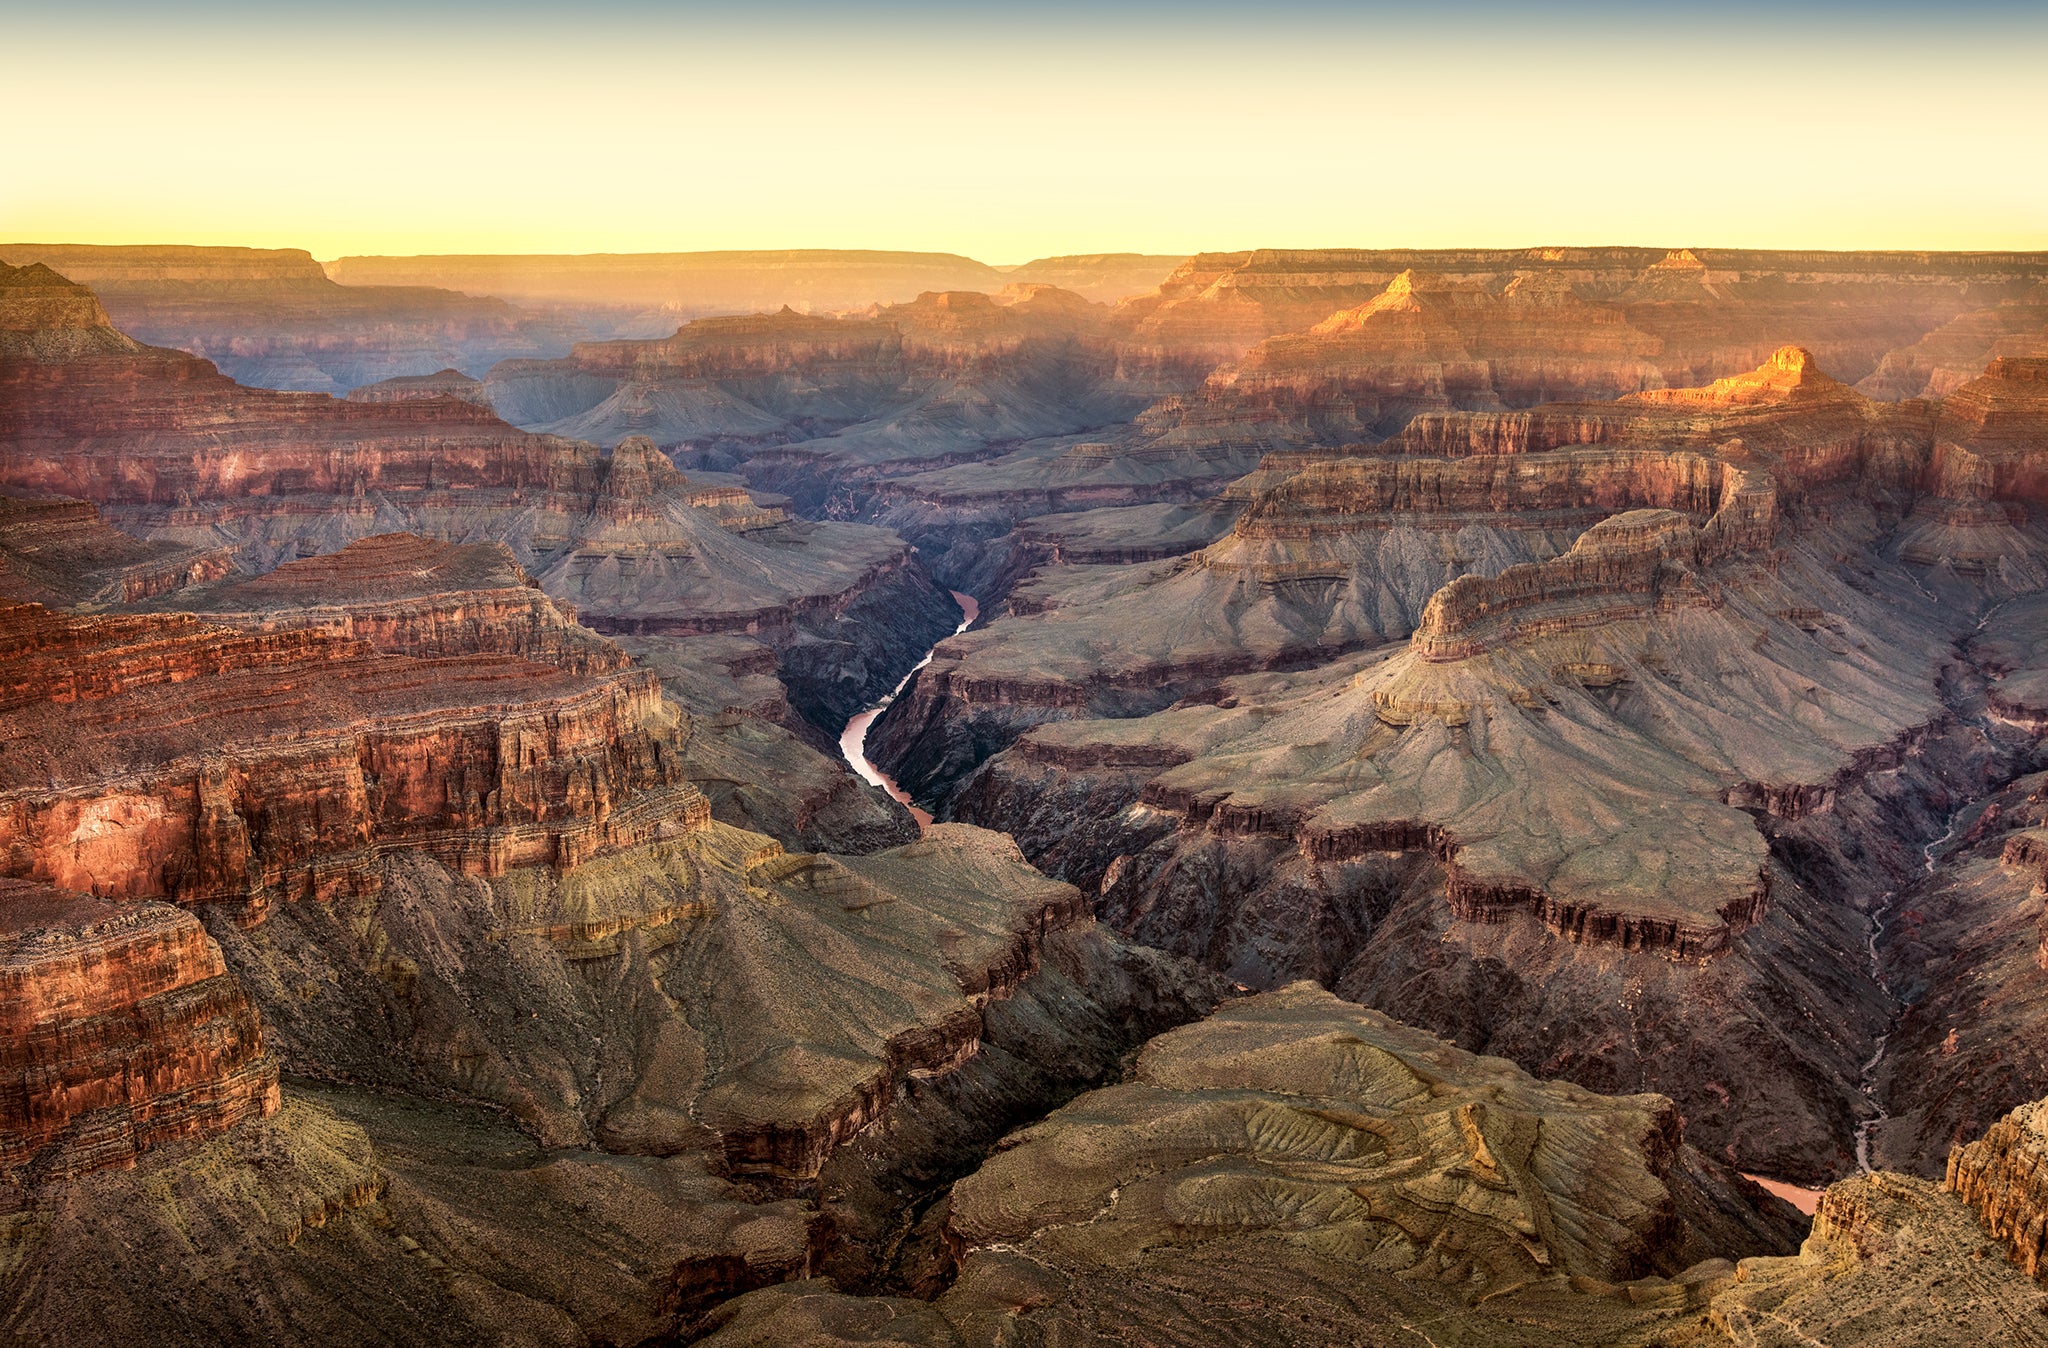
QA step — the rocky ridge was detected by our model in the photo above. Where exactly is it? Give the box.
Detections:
[0,272,962,729]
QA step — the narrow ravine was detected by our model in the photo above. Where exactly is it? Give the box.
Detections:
[840,590,978,829]
[1855,806,1969,1173]
[1852,597,2017,1172]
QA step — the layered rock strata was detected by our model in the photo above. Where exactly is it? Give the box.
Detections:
[327,248,1010,317]
[943,485,1975,1172]
[1115,246,2048,394]
[342,366,494,408]
[1948,1096,2048,1279]
[1702,1169,2048,1345]
[487,285,1135,479]
[0,879,278,1190]
[1859,296,2048,400]
[142,530,630,675]
[700,983,1804,1346]
[0,272,961,728]
[208,821,1115,1163]
[0,600,701,908]
[871,348,1955,809]
[1140,269,1669,448]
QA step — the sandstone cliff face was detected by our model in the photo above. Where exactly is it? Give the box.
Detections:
[0,600,702,909]
[1930,357,2048,505]
[0,880,278,1190]
[1703,1169,2048,1346]
[0,487,1220,1341]
[147,531,630,675]
[1112,246,2048,397]
[1389,345,1936,503]
[1947,1096,2048,1278]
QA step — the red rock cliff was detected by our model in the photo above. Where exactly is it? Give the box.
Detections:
[0,879,279,1190]
[0,602,705,909]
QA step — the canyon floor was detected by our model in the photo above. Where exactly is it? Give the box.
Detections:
[4,247,2048,1345]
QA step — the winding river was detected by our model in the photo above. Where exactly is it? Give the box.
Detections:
[839,591,979,830]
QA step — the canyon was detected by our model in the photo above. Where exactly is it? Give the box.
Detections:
[3,247,2048,1346]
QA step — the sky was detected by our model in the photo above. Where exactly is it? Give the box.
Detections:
[4,1,2045,262]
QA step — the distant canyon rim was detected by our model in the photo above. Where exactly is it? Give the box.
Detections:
[2,241,2048,1345]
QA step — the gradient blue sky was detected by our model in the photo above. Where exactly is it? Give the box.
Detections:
[4,1,2044,260]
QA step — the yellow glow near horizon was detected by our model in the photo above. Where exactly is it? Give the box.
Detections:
[4,8,2045,260]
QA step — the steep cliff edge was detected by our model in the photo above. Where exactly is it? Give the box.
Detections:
[0,880,278,1192]
[1112,246,2048,399]
[0,599,703,909]
[1947,1095,2048,1279]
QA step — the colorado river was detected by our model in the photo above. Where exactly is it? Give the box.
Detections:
[839,590,978,830]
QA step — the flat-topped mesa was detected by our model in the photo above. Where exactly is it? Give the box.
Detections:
[0,601,706,909]
[1386,346,1932,504]
[0,244,331,287]
[146,532,630,675]
[343,367,493,408]
[1140,269,1668,446]
[1945,1096,2048,1278]
[1228,446,1735,544]
[325,248,1007,312]
[1410,511,1716,663]
[0,495,231,607]
[0,261,141,360]
[0,879,278,1190]
[1928,356,2048,504]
